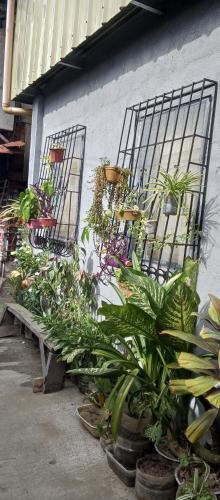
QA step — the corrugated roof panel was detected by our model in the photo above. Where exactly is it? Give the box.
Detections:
[11,0,132,99]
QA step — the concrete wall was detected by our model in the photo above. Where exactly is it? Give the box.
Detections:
[0,28,14,131]
[30,0,220,305]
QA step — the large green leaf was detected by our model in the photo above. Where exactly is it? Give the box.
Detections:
[98,302,156,342]
[185,376,218,396]
[200,327,220,343]
[161,330,218,355]
[208,294,220,327]
[206,390,220,408]
[185,408,218,443]
[111,368,139,439]
[178,353,217,372]
[67,367,123,377]
[158,281,199,334]
[169,379,189,395]
[120,266,165,314]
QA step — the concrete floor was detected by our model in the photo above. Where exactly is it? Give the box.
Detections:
[0,326,136,500]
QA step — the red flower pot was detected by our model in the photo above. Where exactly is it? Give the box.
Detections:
[27,218,57,229]
[49,147,65,163]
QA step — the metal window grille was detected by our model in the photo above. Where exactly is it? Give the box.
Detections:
[29,124,86,256]
[115,78,217,281]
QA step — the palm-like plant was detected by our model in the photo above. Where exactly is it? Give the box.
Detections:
[69,255,199,439]
[161,294,220,455]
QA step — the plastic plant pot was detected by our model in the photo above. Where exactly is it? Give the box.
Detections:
[49,147,65,163]
[135,454,177,500]
[104,166,121,184]
[175,462,220,499]
[163,195,178,216]
[106,445,136,487]
[115,210,141,222]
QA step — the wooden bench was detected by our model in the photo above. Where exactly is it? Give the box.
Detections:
[0,302,66,393]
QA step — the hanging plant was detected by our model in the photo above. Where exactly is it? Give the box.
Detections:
[144,167,200,217]
[115,189,141,222]
[86,157,130,240]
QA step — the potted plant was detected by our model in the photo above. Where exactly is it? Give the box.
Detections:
[175,462,218,499]
[135,454,177,500]
[49,142,65,163]
[86,158,130,240]
[0,181,57,229]
[161,293,220,465]
[144,167,200,217]
[115,190,141,221]
[27,181,57,229]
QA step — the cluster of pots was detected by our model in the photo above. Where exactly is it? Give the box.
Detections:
[76,403,220,500]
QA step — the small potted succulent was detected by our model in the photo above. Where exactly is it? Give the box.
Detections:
[49,142,65,163]
[115,190,141,221]
[144,167,200,217]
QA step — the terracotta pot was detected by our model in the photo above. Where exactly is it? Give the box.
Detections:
[27,218,57,229]
[104,166,121,184]
[49,147,65,163]
[115,209,141,222]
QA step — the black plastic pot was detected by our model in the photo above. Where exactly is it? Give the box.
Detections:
[106,445,136,487]
[163,195,178,216]
[135,455,177,500]
[114,412,152,468]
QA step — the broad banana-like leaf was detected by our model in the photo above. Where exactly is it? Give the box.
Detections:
[208,294,220,327]
[161,330,218,355]
[158,281,199,334]
[169,379,189,395]
[178,352,217,372]
[111,368,139,439]
[185,376,218,396]
[206,389,220,408]
[200,327,220,343]
[185,408,218,443]
[99,302,156,341]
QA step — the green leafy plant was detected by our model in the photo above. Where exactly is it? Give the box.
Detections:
[161,294,220,464]
[86,158,130,240]
[177,463,216,500]
[69,255,199,439]
[144,167,200,215]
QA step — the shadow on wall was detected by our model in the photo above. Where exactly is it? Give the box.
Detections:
[200,196,220,266]
[43,0,220,114]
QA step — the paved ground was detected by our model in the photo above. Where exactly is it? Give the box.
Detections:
[0,322,136,500]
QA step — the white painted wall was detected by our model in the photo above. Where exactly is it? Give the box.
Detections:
[31,0,220,305]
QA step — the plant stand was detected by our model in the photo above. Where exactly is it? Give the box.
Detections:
[0,302,66,393]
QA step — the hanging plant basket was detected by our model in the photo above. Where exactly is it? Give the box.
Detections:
[27,217,57,229]
[163,195,178,216]
[49,147,65,163]
[104,165,121,184]
[115,209,141,222]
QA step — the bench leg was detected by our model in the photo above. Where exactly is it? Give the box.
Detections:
[43,352,66,394]
[0,307,14,326]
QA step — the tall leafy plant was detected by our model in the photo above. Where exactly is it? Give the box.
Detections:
[69,256,200,439]
[161,294,220,458]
